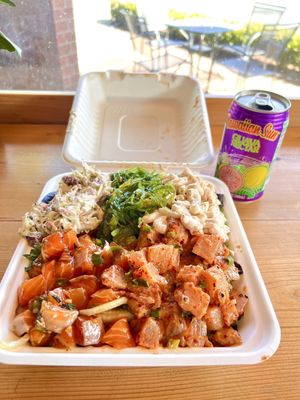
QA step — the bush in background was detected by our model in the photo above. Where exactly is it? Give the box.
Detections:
[111,0,137,29]
[281,33,300,69]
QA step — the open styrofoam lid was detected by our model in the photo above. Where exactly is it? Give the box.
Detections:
[62,71,214,170]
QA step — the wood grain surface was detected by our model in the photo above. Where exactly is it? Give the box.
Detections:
[0,93,74,124]
[0,93,299,127]
[0,122,299,400]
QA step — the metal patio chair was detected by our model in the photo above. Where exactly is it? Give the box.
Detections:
[209,23,299,90]
[220,2,286,58]
[182,32,213,78]
[121,11,189,73]
[242,22,299,78]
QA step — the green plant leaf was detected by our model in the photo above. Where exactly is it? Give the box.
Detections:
[0,0,16,6]
[0,31,21,56]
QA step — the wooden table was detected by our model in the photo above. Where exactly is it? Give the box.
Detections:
[0,122,299,400]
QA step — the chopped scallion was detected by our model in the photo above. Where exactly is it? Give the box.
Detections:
[142,224,152,233]
[150,309,160,319]
[181,310,192,318]
[199,281,206,290]
[95,239,103,247]
[166,231,176,239]
[132,278,149,288]
[226,255,234,266]
[110,245,123,253]
[61,303,77,310]
[55,278,70,287]
[92,253,103,265]
[23,245,41,271]
[167,338,180,349]
[30,296,46,314]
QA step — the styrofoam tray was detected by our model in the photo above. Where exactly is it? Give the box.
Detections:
[0,171,280,366]
[62,71,214,167]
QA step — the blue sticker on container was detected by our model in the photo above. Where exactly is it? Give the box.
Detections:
[41,191,56,204]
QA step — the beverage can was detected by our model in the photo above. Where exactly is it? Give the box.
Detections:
[215,90,291,201]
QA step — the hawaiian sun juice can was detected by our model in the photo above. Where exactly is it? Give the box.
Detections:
[215,90,291,201]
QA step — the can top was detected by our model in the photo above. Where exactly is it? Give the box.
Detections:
[235,90,291,113]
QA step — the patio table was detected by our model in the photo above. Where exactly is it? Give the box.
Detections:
[166,18,239,36]
[166,19,241,84]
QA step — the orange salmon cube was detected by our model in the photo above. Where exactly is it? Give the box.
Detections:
[18,275,46,307]
[192,234,222,264]
[88,288,121,307]
[53,325,76,349]
[147,244,180,273]
[102,318,135,349]
[74,247,94,276]
[70,275,99,296]
[174,282,210,319]
[100,246,114,269]
[47,287,66,305]
[55,251,74,279]
[41,232,65,260]
[29,327,52,347]
[12,309,36,337]
[42,260,56,290]
[74,315,104,346]
[202,266,229,305]
[137,317,162,349]
[212,327,242,346]
[63,230,80,251]
[101,265,127,289]
[40,301,78,334]
[66,287,89,310]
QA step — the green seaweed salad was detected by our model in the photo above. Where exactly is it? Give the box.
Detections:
[97,168,175,246]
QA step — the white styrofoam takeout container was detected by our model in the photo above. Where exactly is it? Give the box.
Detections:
[0,170,280,366]
[62,71,214,168]
[0,72,280,365]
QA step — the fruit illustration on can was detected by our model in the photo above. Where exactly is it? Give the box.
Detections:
[218,165,244,193]
[243,164,269,189]
[215,90,290,202]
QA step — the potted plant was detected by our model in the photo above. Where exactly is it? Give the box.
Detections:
[0,0,21,55]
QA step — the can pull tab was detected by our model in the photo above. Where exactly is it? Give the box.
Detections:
[254,92,273,111]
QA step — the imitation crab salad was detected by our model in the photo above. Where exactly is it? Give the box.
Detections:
[10,165,248,351]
